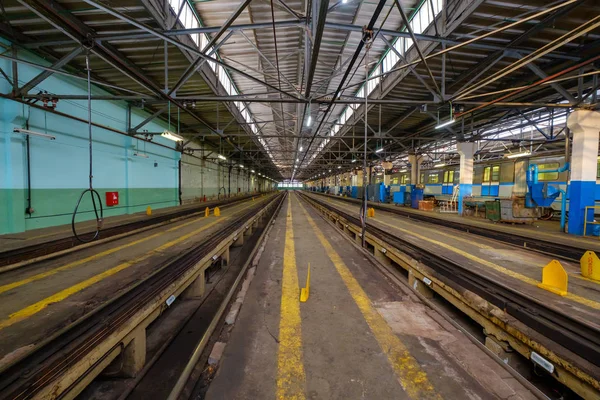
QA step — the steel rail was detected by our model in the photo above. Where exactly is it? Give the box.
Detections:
[0,194,266,269]
[0,194,283,400]
[300,192,600,369]
[167,191,286,399]
[309,192,592,262]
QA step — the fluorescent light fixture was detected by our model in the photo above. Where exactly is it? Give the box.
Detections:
[161,130,184,142]
[343,0,348,3]
[133,152,149,158]
[300,146,303,151]
[329,169,332,172]
[251,169,255,173]
[239,164,244,168]
[400,169,407,173]
[434,163,446,167]
[352,159,357,163]
[505,150,531,159]
[306,116,312,127]
[337,166,341,169]
[217,154,227,160]
[435,119,456,130]
[13,128,55,140]
[296,158,299,162]
[375,148,383,153]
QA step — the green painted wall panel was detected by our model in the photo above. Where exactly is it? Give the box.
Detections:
[19,188,178,231]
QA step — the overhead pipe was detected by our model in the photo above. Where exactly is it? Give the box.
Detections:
[299,0,388,171]
[319,0,581,98]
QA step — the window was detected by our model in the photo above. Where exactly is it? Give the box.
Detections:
[443,170,454,183]
[428,173,439,184]
[597,158,600,178]
[538,163,559,181]
[420,173,425,184]
[483,165,500,182]
[392,177,399,184]
[491,165,500,181]
[401,174,410,184]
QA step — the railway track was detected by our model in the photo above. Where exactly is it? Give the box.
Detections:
[309,192,590,262]
[0,193,284,400]
[0,193,264,268]
[300,192,600,370]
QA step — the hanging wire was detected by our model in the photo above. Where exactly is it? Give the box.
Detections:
[361,32,374,247]
[72,50,104,242]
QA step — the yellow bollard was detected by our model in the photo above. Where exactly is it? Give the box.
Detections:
[581,251,600,281]
[300,263,310,302]
[538,260,568,296]
[214,207,221,217]
[146,206,152,216]
[205,207,210,217]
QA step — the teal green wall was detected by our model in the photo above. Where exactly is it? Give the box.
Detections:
[181,154,275,203]
[0,41,276,234]
[0,42,180,234]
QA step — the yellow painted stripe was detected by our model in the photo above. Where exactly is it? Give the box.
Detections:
[321,196,600,288]
[0,202,262,331]
[322,197,493,250]
[371,214,600,311]
[0,201,255,296]
[296,195,440,399]
[276,195,306,400]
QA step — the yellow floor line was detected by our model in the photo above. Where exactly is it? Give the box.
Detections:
[0,210,239,331]
[370,212,600,311]
[322,197,493,250]
[296,195,440,400]
[321,197,600,288]
[0,201,257,296]
[276,195,306,400]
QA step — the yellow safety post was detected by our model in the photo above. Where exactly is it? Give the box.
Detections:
[146,206,152,216]
[214,207,221,217]
[581,251,600,281]
[367,208,375,218]
[300,263,311,302]
[204,207,210,217]
[538,260,568,296]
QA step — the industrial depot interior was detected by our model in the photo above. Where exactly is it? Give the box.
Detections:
[1,0,600,399]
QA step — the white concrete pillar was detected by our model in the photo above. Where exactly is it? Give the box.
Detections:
[457,142,476,215]
[567,110,600,235]
[408,154,423,187]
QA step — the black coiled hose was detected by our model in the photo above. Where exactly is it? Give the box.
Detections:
[72,188,103,242]
[72,51,103,243]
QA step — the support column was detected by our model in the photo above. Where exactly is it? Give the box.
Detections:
[121,328,146,378]
[457,142,476,216]
[567,110,600,235]
[408,153,423,188]
[183,269,206,298]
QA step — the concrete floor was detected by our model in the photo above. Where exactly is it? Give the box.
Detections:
[310,193,600,324]
[206,192,537,400]
[0,194,255,253]
[0,196,273,370]
[315,192,600,251]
